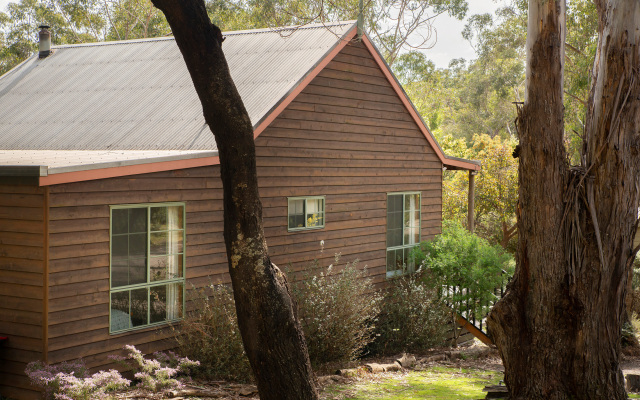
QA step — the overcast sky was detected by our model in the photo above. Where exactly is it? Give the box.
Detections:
[0,0,505,68]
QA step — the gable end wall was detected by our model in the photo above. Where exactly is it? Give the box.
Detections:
[257,40,443,283]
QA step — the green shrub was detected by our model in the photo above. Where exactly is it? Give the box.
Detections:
[371,271,450,355]
[413,220,514,324]
[291,255,383,367]
[173,284,252,382]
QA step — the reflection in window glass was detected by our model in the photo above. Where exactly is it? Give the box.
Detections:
[150,255,183,282]
[386,193,421,277]
[129,208,147,233]
[150,285,167,324]
[110,204,185,333]
[110,291,130,331]
[112,209,128,235]
[306,198,324,228]
[288,197,325,230]
[131,288,148,327]
[150,283,184,324]
[288,199,305,229]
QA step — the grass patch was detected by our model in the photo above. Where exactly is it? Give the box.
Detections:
[322,366,502,400]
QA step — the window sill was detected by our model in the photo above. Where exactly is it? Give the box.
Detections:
[109,318,181,336]
[287,226,325,232]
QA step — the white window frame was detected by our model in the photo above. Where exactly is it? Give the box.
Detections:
[386,192,421,278]
[287,196,326,231]
[109,202,186,334]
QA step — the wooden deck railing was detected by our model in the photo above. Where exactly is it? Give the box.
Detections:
[447,270,510,345]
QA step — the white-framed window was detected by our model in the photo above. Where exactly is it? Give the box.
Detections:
[288,196,325,231]
[386,192,421,277]
[109,203,185,333]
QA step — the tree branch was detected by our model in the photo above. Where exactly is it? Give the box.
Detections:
[565,90,587,107]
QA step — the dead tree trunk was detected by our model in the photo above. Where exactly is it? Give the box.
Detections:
[148,1,318,399]
[487,0,640,399]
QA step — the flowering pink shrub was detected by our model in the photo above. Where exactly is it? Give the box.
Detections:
[51,370,130,400]
[112,345,200,391]
[25,359,129,400]
[26,345,199,399]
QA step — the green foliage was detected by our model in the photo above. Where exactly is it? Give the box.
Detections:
[322,366,502,400]
[230,0,469,66]
[105,0,170,41]
[402,0,597,165]
[370,271,449,355]
[291,255,382,367]
[441,134,519,250]
[173,283,253,382]
[0,0,173,75]
[563,0,598,163]
[413,220,513,320]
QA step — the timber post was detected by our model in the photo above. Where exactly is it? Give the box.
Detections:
[468,170,476,232]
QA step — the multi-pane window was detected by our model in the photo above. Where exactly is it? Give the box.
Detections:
[288,197,325,231]
[386,192,421,277]
[110,203,185,333]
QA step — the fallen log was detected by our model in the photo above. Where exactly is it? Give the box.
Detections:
[396,354,416,368]
[364,362,402,373]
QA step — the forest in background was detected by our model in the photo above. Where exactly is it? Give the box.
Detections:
[0,0,599,252]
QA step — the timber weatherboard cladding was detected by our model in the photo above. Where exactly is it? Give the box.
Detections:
[0,184,46,400]
[0,40,443,399]
[46,172,215,368]
[259,40,442,285]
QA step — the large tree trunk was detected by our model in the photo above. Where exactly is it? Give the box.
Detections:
[148,2,318,399]
[487,0,640,399]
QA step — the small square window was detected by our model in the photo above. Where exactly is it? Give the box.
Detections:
[288,197,325,231]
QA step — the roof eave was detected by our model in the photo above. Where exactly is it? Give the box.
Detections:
[0,165,48,177]
[0,151,220,186]
[443,156,482,171]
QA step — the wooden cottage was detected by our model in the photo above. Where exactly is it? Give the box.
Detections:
[0,21,480,399]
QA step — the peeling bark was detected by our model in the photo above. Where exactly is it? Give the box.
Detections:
[147,1,318,399]
[488,1,640,399]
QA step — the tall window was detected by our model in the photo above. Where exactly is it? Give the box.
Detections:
[110,203,185,333]
[386,192,421,277]
[288,197,325,231]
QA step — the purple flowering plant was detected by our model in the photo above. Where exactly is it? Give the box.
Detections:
[26,345,199,398]
[25,359,129,400]
[111,345,200,391]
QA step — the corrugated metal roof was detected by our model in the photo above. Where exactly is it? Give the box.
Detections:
[0,150,217,175]
[0,21,356,151]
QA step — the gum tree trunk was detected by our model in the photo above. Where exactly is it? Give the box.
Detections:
[487,0,640,399]
[148,1,318,399]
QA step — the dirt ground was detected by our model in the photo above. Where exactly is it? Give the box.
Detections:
[116,341,640,399]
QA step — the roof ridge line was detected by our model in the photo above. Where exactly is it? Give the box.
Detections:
[223,20,357,36]
[51,20,358,49]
